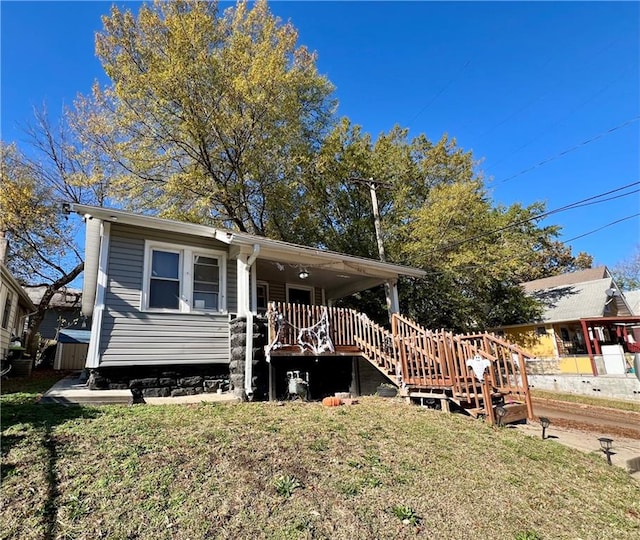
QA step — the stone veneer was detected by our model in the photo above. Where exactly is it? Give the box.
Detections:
[87,317,268,400]
[228,316,268,400]
[87,364,231,397]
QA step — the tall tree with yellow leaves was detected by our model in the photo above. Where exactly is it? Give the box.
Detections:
[75,0,335,238]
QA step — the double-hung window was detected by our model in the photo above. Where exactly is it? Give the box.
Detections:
[149,249,181,310]
[193,255,219,310]
[144,242,226,313]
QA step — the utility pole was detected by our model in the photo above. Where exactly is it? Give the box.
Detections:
[349,176,390,261]
[349,176,398,320]
[368,179,387,263]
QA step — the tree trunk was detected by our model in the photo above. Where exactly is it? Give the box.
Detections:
[24,262,85,358]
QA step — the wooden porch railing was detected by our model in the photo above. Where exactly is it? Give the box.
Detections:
[266,303,534,423]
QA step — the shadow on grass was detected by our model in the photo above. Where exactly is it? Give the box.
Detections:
[1,389,100,540]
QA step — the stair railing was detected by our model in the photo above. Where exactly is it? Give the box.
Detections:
[266,303,533,420]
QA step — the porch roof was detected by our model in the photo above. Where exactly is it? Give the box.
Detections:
[69,204,425,302]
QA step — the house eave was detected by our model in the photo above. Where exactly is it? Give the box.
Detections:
[1,263,36,311]
[69,204,426,280]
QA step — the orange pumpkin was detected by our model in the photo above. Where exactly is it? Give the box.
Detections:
[322,396,342,407]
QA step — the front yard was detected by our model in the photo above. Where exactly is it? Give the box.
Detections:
[1,374,639,539]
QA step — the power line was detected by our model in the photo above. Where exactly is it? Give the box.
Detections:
[490,116,640,185]
[484,68,630,173]
[563,213,640,243]
[540,182,639,219]
[429,180,640,253]
[559,189,639,211]
[406,60,471,126]
[459,36,621,140]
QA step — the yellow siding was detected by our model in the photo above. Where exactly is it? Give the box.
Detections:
[503,325,556,357]
[558,356,592,374]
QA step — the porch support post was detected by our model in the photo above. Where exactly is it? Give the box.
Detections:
[387,279,400,315]
[580,319,598,375]
[350,356,361,396]
[250,262,258,314]
[235,245,260,399]
[236,254,249,318]
[268,360,276,401]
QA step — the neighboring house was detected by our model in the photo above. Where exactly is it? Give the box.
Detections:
[24,285,83,341]
[492,267,639,375]
[0,262,35,359]
[70,204,427,398]
[624,289,640,316]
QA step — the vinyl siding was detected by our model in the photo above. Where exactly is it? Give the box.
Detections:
[269,281,286,303]
[264,281,323,306]
[99,224,233,366]
[1,276,30,356]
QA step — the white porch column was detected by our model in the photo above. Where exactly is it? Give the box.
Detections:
[236,254,250,317]
[386,279,400,316]
[234,245,260,399]
[234,244,260,317]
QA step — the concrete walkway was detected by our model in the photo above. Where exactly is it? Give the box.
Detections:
[511,420,640,482]
[39,374,240,406]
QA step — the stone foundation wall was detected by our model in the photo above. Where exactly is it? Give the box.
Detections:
[87,364,230,397]
[87,317,269,400]
[228,316,268,400]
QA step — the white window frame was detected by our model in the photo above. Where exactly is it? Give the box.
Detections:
[256,281,269,313]
[142,241,227,314]
[285,283,314,305]
[2,290,14,329]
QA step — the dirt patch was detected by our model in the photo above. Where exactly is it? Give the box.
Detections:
[532,397,640,439]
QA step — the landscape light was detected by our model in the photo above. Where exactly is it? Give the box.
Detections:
[539,417,550,439]
[598,437,613,466]
[495,406,506,427]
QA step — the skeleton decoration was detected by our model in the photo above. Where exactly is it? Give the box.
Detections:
[265,306,335,362]
[296,308,335,355]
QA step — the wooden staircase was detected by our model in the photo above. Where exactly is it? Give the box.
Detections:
[266,303,534,424]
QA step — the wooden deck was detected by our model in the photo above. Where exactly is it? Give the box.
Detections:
[265,302,534,424]
[268,345,363,357]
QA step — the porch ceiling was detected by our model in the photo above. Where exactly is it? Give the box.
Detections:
[256,258,389,301]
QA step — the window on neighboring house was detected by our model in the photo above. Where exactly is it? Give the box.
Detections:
[144,242,226,313]
[2,291,13,329]
[536,326,546,336]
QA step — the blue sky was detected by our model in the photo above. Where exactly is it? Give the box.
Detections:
[2,1,639,270]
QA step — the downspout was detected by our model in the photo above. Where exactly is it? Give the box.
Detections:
[86,221,110,369]
[244,244,260,399]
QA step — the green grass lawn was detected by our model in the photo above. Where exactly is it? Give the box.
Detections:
[2,375,639,539]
